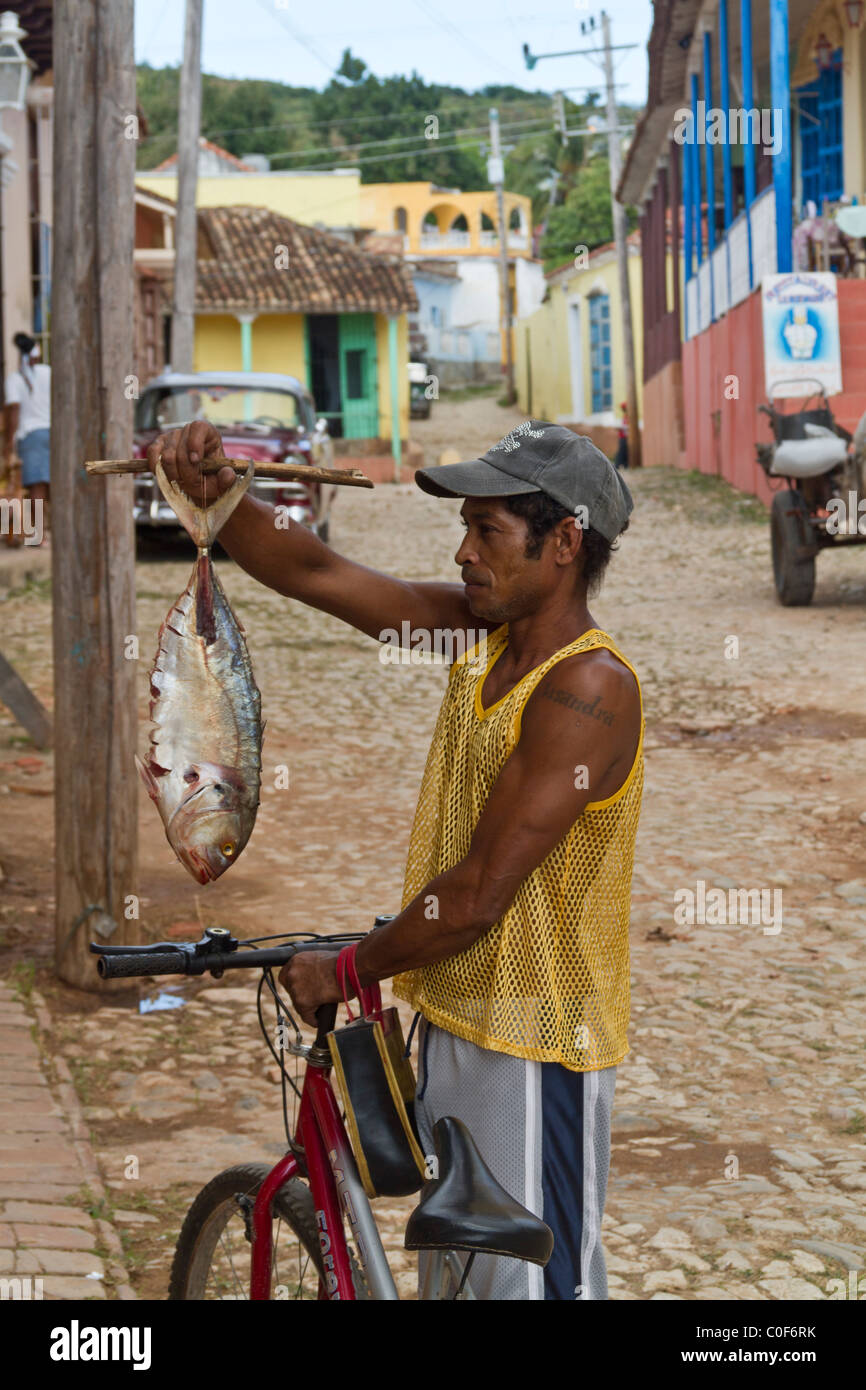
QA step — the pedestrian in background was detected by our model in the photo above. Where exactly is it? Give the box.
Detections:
[5,331,51,545]
[614,401,629,471]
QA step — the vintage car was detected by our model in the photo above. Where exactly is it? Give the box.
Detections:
[132,371,337,541]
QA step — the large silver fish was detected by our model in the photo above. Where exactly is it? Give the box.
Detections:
[135,462,262,884]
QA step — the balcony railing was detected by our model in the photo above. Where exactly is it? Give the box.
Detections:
[419,230,471,249]
[685,186,777,340]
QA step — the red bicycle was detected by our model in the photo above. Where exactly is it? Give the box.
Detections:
[91,921,553,1300]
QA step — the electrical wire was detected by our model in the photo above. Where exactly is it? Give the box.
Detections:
[265,133,553,172]
[136,93,563,152]
[410,0,529,85]
[259,114,553,166]
[252,0,339,79]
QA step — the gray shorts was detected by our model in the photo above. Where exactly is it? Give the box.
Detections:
[414,1017,617,1300]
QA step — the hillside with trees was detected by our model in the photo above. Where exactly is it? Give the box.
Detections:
[136,48,639,267]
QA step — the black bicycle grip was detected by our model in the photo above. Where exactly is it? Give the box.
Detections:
[96,950,188,980]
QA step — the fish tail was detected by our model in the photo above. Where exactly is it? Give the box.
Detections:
[154,460,255,549]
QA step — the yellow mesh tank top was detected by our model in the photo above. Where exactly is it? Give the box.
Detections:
[393,624,644,1072]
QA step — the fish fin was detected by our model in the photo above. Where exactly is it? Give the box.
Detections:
[154,460,255,549]
[135,753,161,805]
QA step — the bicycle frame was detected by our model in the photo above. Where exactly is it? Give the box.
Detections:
[249,1050,399,1300]
[89,927,475,1300]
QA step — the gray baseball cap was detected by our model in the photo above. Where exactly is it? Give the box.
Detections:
[414,419,633,541]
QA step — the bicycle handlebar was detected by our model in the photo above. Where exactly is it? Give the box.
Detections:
[89,917,397,983]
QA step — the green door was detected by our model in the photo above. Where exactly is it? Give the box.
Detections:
[338,313,379,439]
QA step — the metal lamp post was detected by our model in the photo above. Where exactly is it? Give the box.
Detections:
[0,11,32,109]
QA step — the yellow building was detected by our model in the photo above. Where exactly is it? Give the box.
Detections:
[360,182,544,376]
[360,181,534,259]
[190,206,416,453]
[134,200,416,454]
[137,139,363,229]
[516,236,647,452]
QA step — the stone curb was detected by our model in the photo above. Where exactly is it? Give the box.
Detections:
[29,989,137,1300]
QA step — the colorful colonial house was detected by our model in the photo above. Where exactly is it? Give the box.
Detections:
[137,138,364,232]
[132,201,417,457]
[359,182,545,384]
[192,205,417,452]
[620,0,866,498]
[514,232,646,456]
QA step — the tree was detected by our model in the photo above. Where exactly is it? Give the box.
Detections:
[134,59,640,204]
[135,64,318,169]
[337,48,367,83]
[504,125,586,224]
[540,157,637,270]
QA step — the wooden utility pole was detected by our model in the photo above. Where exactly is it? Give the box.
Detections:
[601,10,641,465]
[52,0,138,987]
[488,109,515,404]
[171,0,204,372]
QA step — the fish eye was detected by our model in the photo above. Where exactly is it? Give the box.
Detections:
[221,842,235,857]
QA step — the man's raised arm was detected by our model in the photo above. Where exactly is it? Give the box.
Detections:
[146,419,474,643]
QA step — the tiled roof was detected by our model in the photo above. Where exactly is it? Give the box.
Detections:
[195,205,418,315]
[154,138,257,173]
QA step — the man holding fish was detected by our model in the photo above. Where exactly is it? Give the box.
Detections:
[148,416,642,1302]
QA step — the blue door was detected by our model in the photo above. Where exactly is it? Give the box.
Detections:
[589,293,612,415]
[797,51,843,211]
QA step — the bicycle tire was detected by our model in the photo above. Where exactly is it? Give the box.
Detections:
[168,1163,325,1300]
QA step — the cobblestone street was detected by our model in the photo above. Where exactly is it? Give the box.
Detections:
[1,394,865,1299]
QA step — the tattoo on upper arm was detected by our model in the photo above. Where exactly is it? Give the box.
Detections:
[541,684,616,727]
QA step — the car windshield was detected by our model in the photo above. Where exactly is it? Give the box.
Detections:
[137,385,304,432]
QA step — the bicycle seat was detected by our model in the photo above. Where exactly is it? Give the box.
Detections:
[404,1116,553,1265]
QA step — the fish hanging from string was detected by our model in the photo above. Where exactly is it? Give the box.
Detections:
[135,462,262,883]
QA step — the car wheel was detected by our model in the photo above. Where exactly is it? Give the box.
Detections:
[770,489,816,606]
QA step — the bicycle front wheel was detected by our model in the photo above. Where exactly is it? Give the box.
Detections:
[169,1163,324,1300]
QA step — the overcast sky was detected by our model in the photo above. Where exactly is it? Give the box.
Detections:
[135,0,652,108]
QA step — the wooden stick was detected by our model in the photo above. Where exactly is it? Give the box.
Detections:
[0,650,53,749]
[85,456,374,488]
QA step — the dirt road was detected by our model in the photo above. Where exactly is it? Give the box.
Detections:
[1,391,864,1299]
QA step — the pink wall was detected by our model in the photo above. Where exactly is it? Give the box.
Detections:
[681,280,866,504]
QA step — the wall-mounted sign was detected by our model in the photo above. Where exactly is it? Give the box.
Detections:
[762,272,842,398]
